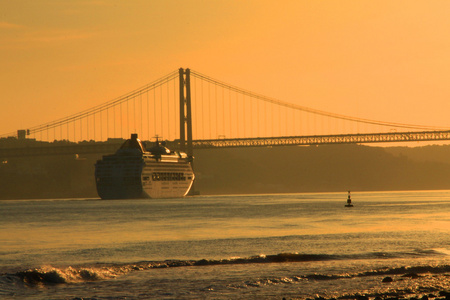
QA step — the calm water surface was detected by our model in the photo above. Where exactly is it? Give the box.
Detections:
[1,190,450,299]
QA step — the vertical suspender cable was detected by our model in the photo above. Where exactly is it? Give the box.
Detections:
[94,113,96,140]
[222,86,225,137]
[100,110,102,141]
[209,81,212,139]
[229,88,232,138]
[127,97,130,137]
[250,95,253,138]
[271,101,274,137]
[236,92,239,138]
[256,95,259,137]
[153,88,156,137]
[167,77,170,139]
[146,91,149,140]
[243,94,246,138]
[278,103,281,137]
[285,106,288,136]
[140,93,143,138]
[160,85,163,138]
[264,98,267,137]
[133,95,136,134]
[86,114,89,141]
[292,107,295,136]
[201,79,204,139]
[214,85,219,138]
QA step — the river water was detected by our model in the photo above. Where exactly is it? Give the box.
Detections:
[1,190,450,299]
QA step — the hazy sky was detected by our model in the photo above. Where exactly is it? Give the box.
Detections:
[2,0,450,136]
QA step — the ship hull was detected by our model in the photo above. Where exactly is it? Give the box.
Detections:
[140,161,194,198]
[95,134,195,200]
[95,155,194,200]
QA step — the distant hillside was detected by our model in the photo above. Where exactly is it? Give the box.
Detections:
[385,144,450,164]
[194,144,450,194]
[1,144,450,199]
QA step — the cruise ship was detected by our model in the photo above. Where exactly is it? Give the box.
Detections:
[95,134,195,199]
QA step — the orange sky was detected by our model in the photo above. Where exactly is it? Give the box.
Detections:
[2,1,450,138]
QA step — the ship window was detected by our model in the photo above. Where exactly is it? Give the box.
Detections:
[151,172,188,181]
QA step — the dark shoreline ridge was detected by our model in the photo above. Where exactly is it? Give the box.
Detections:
[3,143,450,199]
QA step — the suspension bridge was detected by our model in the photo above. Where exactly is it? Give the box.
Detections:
[1,68,450,158]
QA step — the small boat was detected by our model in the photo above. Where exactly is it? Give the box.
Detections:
[345,191,353,207]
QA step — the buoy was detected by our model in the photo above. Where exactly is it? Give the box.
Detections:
[345,190,353,207]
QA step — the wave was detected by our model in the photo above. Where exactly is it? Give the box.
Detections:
[6,250,450,285]
[14,265,124,284]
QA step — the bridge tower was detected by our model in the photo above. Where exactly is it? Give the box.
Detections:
[178,68,193,158]
[179,68,197,195]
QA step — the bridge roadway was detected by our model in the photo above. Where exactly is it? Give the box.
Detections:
[1,130,450,158]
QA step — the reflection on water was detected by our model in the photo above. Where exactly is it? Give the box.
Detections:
[1,191,450,299]
[1,191,450,253]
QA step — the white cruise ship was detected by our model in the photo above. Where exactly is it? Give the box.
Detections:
[95,134,195,199]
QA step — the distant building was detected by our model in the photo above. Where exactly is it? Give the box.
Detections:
[17,130,29,140]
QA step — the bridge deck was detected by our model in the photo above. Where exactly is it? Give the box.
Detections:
[1,130,450,158]
[192,130,450,148]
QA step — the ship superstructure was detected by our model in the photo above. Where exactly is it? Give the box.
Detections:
[95,134,195,199]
